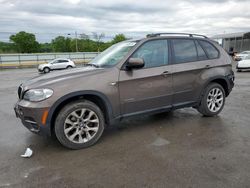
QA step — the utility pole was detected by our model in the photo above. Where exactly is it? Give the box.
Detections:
[75,31,78,52]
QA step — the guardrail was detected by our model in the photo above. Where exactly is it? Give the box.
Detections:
[0,52,99,69]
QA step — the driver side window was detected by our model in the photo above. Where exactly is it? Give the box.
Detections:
[131,40,168,68]
[52,60,59,64]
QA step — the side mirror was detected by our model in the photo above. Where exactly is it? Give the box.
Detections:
[126,58,145,70]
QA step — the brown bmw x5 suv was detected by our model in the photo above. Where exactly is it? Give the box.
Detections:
[14,33,234,149]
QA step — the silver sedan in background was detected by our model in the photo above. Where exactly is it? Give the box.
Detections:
[38,58,76,73]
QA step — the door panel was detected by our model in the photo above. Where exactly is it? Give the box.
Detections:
[171,39,210,105]
[119,67,172,114]
[118,39,173,115]
[51,60,60,69]
[171,61,210,105]
[52,60,68,69]
[57,60,68,69]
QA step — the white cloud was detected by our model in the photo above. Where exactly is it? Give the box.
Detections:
[0,0,249,42]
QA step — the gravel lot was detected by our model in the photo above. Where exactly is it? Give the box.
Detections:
[0,66,250,188]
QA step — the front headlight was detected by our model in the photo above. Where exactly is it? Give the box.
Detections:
[23,89,53,102]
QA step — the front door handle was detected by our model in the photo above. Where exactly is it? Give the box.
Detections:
[205,65,211,68]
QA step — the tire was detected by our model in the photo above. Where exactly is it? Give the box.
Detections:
[54,100,105,149]
[197,83,225,117]
[66,66,73,69]
[43,67,50,73]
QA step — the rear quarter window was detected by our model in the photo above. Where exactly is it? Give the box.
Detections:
[195,40,208,61]
[199,40,219,59]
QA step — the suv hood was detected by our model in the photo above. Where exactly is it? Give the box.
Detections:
[22,67,105,89]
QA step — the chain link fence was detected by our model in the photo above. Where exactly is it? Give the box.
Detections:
[0,52,99,69]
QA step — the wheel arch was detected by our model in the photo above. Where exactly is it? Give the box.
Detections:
[46,91,114,136]
[43,66,50,70]
[200,76,230,100]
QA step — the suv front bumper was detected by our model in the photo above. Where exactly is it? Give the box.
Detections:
[38,68,44,72]
[14,100,51,137]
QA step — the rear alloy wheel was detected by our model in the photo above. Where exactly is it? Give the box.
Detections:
[198,83,225,116]
[43,67,50,73]
[55,100,105,149]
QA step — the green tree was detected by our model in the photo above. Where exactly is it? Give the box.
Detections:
[51,36,72,52]
[0,42,17,53]
[111,34,127,44]
[10,31,40,53]
[40,43,53,53]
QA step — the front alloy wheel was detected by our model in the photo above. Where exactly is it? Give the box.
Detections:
[64,108,99,144]
[43,67,50,73]
[55,100,105,149]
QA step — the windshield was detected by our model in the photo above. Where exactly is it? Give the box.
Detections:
[49,59,57,64]
[89,41,137,68]
[245,55,250,60]
[241,51,250,54]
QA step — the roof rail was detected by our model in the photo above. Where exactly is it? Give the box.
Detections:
[146,33,208,38]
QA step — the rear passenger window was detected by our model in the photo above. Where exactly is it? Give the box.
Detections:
[199,40,219,59]
[172,39,197,64]
[58,60,68,63]
[195,40,208,60]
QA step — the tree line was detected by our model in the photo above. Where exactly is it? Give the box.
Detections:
[0,31,128,53]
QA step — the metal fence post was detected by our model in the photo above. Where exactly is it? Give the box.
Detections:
[0,55,2,70]
[18,55,21,69]
[84,53,86,66]
[36,54,39,67]
[82,52,85,66]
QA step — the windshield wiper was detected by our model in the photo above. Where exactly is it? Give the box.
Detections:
[84,63,100,68]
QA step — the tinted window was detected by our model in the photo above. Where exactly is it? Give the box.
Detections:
[172,39,197,64]
[58,60,68,63]
[131,40,168,68]
[199,40,219,59]
[195,40,208,61]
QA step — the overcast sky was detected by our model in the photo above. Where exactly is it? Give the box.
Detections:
[0,0,250,42]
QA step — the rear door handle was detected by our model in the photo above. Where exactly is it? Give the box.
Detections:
[161,71,170,77]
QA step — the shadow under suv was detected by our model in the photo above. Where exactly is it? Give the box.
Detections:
[14,33,234,149]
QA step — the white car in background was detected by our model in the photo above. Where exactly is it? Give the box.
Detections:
[38,58,76,73]
[234,51,250,61]
[237,55,250,72]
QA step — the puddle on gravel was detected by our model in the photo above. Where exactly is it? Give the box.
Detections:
[151,137,170,146]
